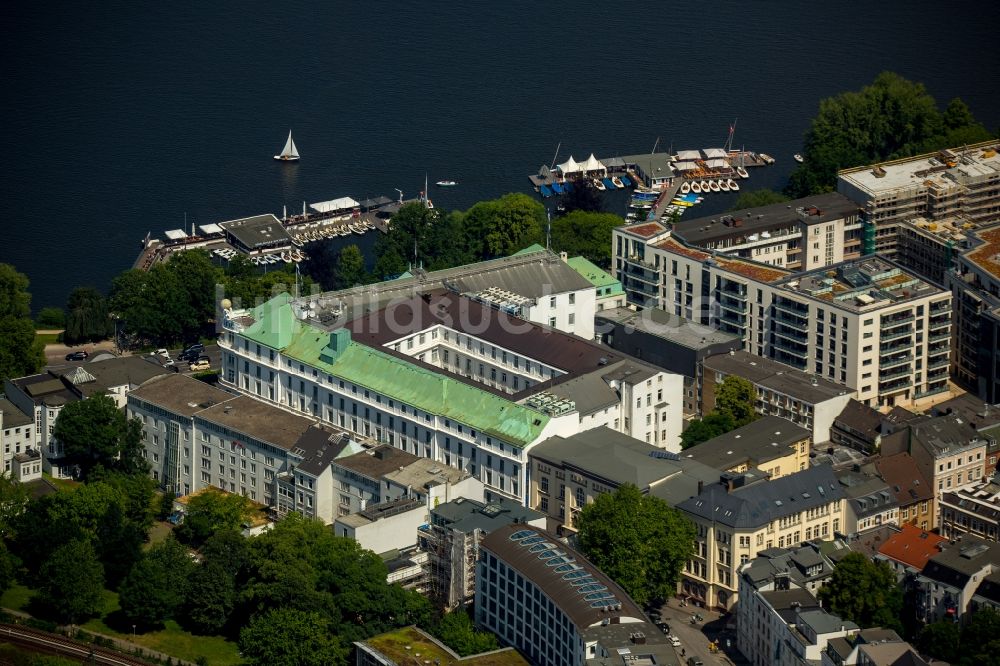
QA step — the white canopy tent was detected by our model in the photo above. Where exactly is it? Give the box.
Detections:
[164,229,188,240]
[703,148,728,159]
[675,150,701,161]
[199,223,224,235]
[311,197,360,213]
[705,158,729,169]
[557,156,581,175]
[581,154,606,174]
[672,161,699,172]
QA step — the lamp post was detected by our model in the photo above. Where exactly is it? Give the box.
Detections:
[131,624,136,640]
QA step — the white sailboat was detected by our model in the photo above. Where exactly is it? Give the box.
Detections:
[274,130,300,162]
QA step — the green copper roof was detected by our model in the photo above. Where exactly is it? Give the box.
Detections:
[513,244,546,256]
[245,295,549,448]
[565,256,623,293]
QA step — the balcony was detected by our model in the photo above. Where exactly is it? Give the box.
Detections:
[773,325,808,344]
[773,312,808,328]
[625,267,659,285]
[771,337,809,358]
[718,298,747,315]
[881,314,915,329]
[929,317,950,330]
[927,344,949,356]
[719,310,747,327]
[879,377,913,393]
[930,301,952,314]
[719,288,747,302]
[880,353,913,369]
[915,384,950,399]
[879,364,912,380]
[927,357,950,370]
[774,299,809,317]
[881,327,914,343]
[928,330,951,343]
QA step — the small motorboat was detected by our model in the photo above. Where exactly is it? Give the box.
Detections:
[551,181,565,195]
[436,180,457,187]
[280,251,292,264]
[690,182,702,194]
[602,177,617,190]
[364,220,376,230]
[540,184,554,197]
[351,224,364,234]
[612,176,625,188]
[709,180,721,193]
[274,130,300,162]
[680,181,691,194]
[760,153,775,164]
[593,178,606,191]
[727,179,740,191]
[719,179,731,192]
[736,166,749,179]
[620,175,633,187]
[339,227,351,236]
[793,154,804,163]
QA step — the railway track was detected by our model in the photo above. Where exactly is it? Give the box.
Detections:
[0,623,156,665]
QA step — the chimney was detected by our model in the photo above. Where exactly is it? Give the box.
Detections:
[224,405,232,414]
[630,632,646,645]
[559,251,568,262]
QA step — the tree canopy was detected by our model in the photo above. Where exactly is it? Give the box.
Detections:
[0,263,46,384]
[431,609,499,657]
[36,307,66,330]
[919,608,1000,666]
[176,488,254,546]
[52,394,148,481]
[817,552,902,632]
[63,287,111,344]
[239,609,348,666]
[119,536,195,628]
[551,211,624,268]
[680,411,736,450]
[576,484,695,605]
[786,72,994,197]
[37,539,105,623]
[715,375,757,426]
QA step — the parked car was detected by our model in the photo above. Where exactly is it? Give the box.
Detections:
[183,343,205,356]
[189,359,211,372]
[65,350,89,361]
[669,636,681,647]
[686,657,703,666]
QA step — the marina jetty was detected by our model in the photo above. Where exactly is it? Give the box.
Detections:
[133,194,408,272]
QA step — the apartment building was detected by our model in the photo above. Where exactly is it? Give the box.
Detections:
[418,497,545,609]
[836,469,899,537]
[876,524,947,580]
[127,373,366,523]
[4,357,169,477]
[702,351,853,443]
[476,524,675,666]
[613,223,952,408]
[737,562,858,666]
[838,141,1000,258]
[676,465,846,610]
[939,475,1000,541]
[0,398,34,477]
[595,306,740,417]
[881,413,989,526]
[220,288,685,505]
[527,426,720,534]
[822,629,926,666]
[830,400,885,453]
[873,453,934,532]
[947,225,1000,398]
[895,216,979,284]
[671,192,864,271]
[738,542,840,598]
[333,497,426,555]
[915,535,1000,622]
[683,416,811,480]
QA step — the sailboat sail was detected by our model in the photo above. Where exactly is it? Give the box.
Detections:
[281,131,299,158]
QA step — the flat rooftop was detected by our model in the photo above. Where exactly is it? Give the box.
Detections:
[839,142,1000,196]
[196,394,321,451]
[778,256,946,312]
[431,497,544,535]
[673,192,861,247]
[361,626,529,665]
[335,445,421,479]
[618,222,669,240]
[597,307,740,351]
[683,416,811,470]
[128,374,234,417]
[704,350,850,404]
[219,213,292,249]
[652,236,791,282]
[382,456,472,491]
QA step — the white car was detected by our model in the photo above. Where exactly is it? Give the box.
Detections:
[669,636,681,647]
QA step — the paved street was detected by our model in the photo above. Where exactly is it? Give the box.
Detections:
[653,598,745,666]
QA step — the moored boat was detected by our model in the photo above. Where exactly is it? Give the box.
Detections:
[540,184,554,197]
[436,180,457,187]
[691,181,702,194]
[719,179,730,192]
[736,166,749,179]
[709,180,721,193]
[612,176,625,188]
[727,179,740,191]
[793,154,804,163]
[551,181,565,194]
[620,176,633,187]
[593,178,606,191]
[680,181,691,194]
[602,177,616,190]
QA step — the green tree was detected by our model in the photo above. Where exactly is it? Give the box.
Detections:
[0,542,16,597]
[576,484,696,605]
[335,245,366,288]
[918,621,960,663]
[551,211,624,268]
[715,375,757,426]
[0,264,46,384]
[239,609,347,666]
[0,475,30,539]
[680,411,736,449]
[36,307,65,329]
[182,561,236,635]
[786,72,993,197]
[176,489,253,546]
[960,607,1000,666]
[37,540,104,623]
[119,536,194,628]
[818,552,902,631]
[727,189,789,212]
[201,529,250,578]
[372,246,407,280]
[463,193,546,259]
[433,609,499,657]
[63,287,111,344]
[52,394,146,480]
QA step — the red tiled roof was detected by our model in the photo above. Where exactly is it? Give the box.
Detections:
[878,524,946,571]
[623,222,667,239]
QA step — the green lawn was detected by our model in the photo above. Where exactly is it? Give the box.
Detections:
[144,520,174,551]
[36,332,61,346]
[2,584,241,666]
[42,473,80,492]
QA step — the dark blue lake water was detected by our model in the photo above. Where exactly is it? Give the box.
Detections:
[2,1,998,310]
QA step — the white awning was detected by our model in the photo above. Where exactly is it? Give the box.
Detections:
[705,158,729,169]
[675,150,701,161]
[311,197,359,213]
[703,148,728,159]
[557,156,581,174]
[199,223,224,235]
[164,229,188,240]
[673,161,699,172]
[581,154,606,173]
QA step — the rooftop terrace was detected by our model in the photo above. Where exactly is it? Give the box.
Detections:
[361,626,529,665]
[839,141,1000,195]
[778,257,944,312]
